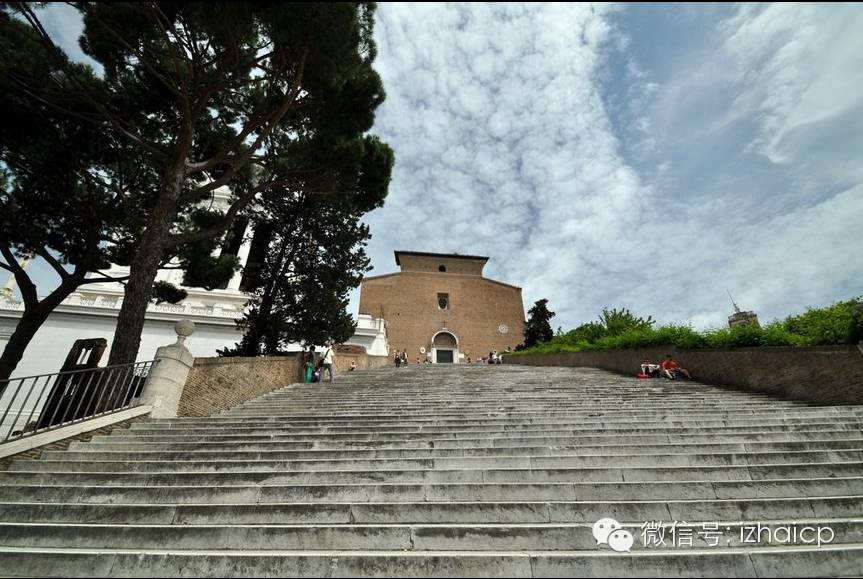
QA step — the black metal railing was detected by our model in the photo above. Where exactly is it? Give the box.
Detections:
[0,360,157,444]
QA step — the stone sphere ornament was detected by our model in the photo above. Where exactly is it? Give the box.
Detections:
[174,320,196,346]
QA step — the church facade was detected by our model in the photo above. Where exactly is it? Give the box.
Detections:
[358,251,525,363]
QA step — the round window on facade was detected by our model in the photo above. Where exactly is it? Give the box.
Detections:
[439,265,446,272]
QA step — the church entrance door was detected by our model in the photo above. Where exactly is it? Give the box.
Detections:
[432,331,458,364]
[436,349,454,363]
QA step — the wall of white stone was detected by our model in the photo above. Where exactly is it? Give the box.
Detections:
[344,314,389,357]
[1,311,241,380]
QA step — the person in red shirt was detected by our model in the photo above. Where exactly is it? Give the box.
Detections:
[661,355,692,380]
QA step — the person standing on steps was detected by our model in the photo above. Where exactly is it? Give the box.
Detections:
[394,349,401,368]
[321,341,335,383]
[304,346,317,383]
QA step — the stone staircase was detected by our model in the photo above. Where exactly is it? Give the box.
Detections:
[1,364,862,577]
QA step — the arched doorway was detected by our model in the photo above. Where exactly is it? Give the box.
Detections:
[431,331,458,364]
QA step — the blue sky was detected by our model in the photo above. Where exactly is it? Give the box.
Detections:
[362,3,863,330]
[17,3,863,332]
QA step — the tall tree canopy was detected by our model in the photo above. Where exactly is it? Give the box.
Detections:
[521,298,556,349]
[0,2,391,372]
[0,13,186,384]
[221,133,393,356]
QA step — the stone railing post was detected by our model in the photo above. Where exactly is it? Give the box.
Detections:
[139,320,195,418]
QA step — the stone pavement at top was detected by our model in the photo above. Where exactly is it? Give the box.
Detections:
[1,364,862,577]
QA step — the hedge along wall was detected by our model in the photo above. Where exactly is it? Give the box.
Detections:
[178,349,390,417]
[506,345,863,406]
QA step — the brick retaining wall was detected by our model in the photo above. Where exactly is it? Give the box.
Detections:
[179,351,389,417]
[332,350,390,374]
[507,345,863,405]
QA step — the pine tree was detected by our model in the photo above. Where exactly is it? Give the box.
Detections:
[0,15,188,383]
[1,3,391,370]
[521,298,556,348]
[220,193,384,356]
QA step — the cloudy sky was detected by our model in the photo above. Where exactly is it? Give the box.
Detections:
[361,2,863,330]
[22,3,863,332]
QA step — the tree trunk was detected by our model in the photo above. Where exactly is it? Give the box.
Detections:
[107,161,187,366]
[106,241,165,366]
[258,242,290,354]
[106,202,179,366]
[0,291,69,391]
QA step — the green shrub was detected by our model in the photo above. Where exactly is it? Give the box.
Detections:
[783,298,863,346]
[598,307,654,336]
[561,322,606,345]
[651,324,703,349]
[510,297,862,355]
[761,321,807,347]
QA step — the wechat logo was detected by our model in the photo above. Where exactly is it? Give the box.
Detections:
[593,518,634,553]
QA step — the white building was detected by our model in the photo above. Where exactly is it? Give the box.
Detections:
[344,314,389,357]
[0,189,388,379]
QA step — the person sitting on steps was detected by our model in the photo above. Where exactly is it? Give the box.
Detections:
[640,359,661,378]
[661,354,692,380]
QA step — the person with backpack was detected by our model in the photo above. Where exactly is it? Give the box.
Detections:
[320,341,335,383]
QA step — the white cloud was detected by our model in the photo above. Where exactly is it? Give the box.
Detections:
[719,3,863,166]
[358,2,863,333]
[23,2,862,335]
[363,3,655,329]
[34,4,102,74]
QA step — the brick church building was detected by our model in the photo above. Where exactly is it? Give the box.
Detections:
[358,251,525,363]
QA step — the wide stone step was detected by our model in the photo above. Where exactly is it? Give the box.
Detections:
[137,409,863,429]
[232,396,802,404]
[40,439,863,462]
[100,421,863,443]
[228,400,803,410]
[123,417,863,437]
[250,391,799,399]
[245,389,792,396]
[235,403,802,411]
[145,414,863,430]
[4,462,863,487]
[238,388,796,396]
[15,450,863,473]
[2,478,861,503]
[2,545,862,577]
[68,430,863,451]
[0,520,858,551]
[223,400,807,411]
[241,399,810,409]
[3,497,861,525]
[220,405,807,418]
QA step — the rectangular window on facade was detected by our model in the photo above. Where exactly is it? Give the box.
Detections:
[437,293,449,310]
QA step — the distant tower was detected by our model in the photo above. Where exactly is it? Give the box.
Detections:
[727,291,759,328]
